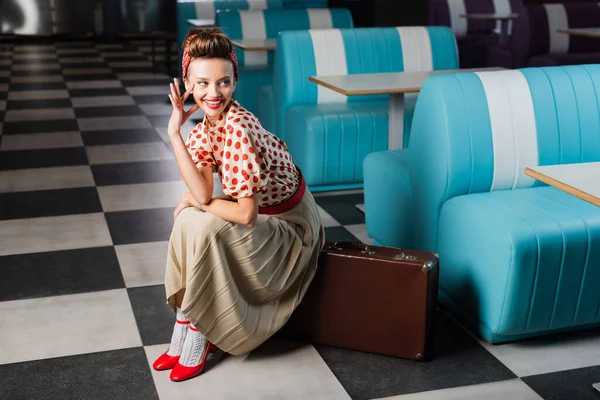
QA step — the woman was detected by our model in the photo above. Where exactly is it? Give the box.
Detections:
[152,27,325,382]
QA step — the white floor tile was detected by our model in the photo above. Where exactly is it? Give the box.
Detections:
[0,131,82,150]
[0,83,8,92]
[313,189,364,197]
[126,85,167,96]
[479,331,600,377]
[344,223,372,245]
[97,181,186,212]
[77,115,152,131]
[56,48,99,55]
[13,53,57,60]
[317,205,341,228]
[4,108,75,122]
[96,44,127,50]
[0,289,141,365]
[377,379,542,400]
[0,59,11,66]
[15,45,55,52]
[0,213,112,256]
[0,100,5,110]
[8,89,69,100]
[12,63,60,71]
[102,52,144,58]
[139,103,174,116]
[71,95,135,108]
[10,75,63,83]
[108,61,152,68]
[0,165,94,193]
[85,142,173,165]
[0,71,9,78]
[62,68,113,75]
[115,241,169,287]
[66,80,122,89]
[144,339,351,400]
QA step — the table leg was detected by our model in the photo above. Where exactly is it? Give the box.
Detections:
[499,19,510,45]
[389,93,405,150]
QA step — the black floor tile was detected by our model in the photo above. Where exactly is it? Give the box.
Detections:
[69,87,128,97]
[104,207,174,245]
[315,312,516,400]
[2,119,78,135]
[324,226,361,242]
[0,91,7,100]
[9,81,66,91]
[74,105,143,118]
[54,42,95,49]
[63,73,117,81]
[10,68,62,76]
[59,52,101,58]
[0,76,8,84]
[132,94,171,104]
[122,79,171,87]
[91,160,181,186]
[0,247,125,301]
[103,56,147,62]
[6,98,72,110]
[81,128,163,146]
[315,193,366,225]
[0,187,102,220]
[0,348,159,400]
[0,147,88,170]
[128,285,174,346]
[111,67,155,73]
[523,365,600,400]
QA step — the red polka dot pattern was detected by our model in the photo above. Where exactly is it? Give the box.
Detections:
[185,101,300,207]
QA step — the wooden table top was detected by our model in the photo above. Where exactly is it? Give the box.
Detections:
[460,13,519,20]
[187,19,215,27]
[525,163,600,207]
[557,27,600,38]
[231,39,276,51]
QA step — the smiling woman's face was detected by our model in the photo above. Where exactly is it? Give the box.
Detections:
[185,57,236,124]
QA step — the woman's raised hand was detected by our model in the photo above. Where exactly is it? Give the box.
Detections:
[167,78,200,138]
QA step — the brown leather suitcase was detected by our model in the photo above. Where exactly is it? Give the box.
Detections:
[280,241,439,361]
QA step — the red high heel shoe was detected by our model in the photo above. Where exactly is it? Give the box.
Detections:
[152,319,190,371]
[170,326,217,382]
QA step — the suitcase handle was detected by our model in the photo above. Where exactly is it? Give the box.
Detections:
[329,241,375,255]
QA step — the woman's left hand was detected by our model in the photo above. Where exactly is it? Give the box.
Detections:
[167,78,200,139]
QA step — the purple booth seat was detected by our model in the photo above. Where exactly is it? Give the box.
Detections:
[488,2,600,68]
[429,0,523,67]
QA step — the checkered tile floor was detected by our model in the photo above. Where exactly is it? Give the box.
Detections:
[1,40,600,400]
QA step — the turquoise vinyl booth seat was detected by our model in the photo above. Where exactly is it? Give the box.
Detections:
[264,27,458,191]
[177,0,283,74]
[216,8,354,113]
[371,65,600,343]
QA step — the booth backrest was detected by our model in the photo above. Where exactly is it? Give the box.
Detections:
[273,26,458,135]
[429,0,522,37]
[216,8,354,66]
[409,65,600,251]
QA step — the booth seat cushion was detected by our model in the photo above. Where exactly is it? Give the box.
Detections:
[234,65,272,113]
[438,186,600,343]
[363,149,413,248]
[285,97,418,189]
[255,85,276,134]
[527,52,600,67]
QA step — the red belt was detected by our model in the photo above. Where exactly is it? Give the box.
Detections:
[258,166,306,215]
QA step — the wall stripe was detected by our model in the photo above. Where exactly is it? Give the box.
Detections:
[447,0,467,37]
[475,70,538,191]
[240,11,268,66]
[396,27,433,72]
[194,1,216,19]
[248,0,268,9]
[307,9,333,29]
[309,29,348,104]
[544,4,569,54]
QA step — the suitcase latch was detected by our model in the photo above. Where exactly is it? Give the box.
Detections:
[394,253,418,261]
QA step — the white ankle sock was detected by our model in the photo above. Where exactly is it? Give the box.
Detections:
[166,308,189,357]
[179,324,208,367]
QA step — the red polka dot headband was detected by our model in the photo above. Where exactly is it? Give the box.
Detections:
[181,34,239,82]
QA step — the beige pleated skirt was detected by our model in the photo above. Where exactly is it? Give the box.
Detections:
[164,190,325,356]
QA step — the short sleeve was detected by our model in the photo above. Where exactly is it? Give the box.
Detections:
[185,125,216,171]
[220,122,268,198]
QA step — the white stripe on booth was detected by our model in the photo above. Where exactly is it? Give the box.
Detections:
[307,9,334,29]
[475,70,538,191]
[544,4,569,54]
[194,1,216,19]
[447,0,467,37]
[396,27,433,72]
[247,0,268,9]
[240,11,268,66]
[309,29,348,104]
[492,0,513,34]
